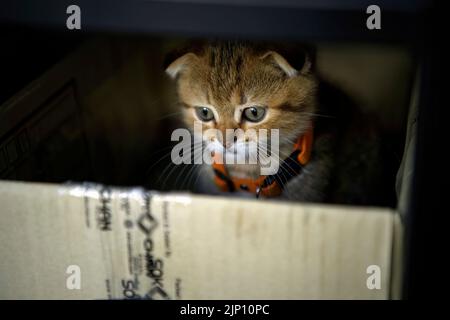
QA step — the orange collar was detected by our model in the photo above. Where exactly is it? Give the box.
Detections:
[212,126,314,198]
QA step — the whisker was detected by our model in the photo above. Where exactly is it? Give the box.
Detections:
[146,141,204,177]
[160,144,205,190]
[155,111,185,121]
[180,159,203,190]
[174,154,203,190]
[303,112,336,119]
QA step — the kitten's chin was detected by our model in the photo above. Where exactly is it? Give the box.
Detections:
[209,148,261,179]
[226,163,261,180]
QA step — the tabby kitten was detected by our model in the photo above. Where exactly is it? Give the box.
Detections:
[165,41,393,205]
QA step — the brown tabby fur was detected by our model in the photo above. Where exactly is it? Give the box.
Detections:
[165,40,396,205]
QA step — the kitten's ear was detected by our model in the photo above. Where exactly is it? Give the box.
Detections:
[164,40,205,79]
[164,52,197,79]
[260,50,312,77]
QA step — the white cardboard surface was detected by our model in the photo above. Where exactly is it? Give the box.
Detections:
[0,180,397,299]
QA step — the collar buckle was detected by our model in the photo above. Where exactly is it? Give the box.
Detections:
[255,187,262,198]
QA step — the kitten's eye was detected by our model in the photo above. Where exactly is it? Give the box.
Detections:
[243,106,266,122]
[195,107,214,122]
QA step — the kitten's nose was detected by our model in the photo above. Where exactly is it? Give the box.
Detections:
[218,126,238,149]
[223,135,237,149]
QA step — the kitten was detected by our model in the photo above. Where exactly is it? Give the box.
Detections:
[164,40,395,205]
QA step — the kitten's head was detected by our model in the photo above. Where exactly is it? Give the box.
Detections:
[165,41,318,167]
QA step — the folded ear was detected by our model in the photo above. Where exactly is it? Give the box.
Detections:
[164,40,206,79]
[165,52,197,79]
[260,50,312,77]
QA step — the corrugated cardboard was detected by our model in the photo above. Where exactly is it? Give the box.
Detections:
[0,180,400,299]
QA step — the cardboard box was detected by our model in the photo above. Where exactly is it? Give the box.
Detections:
[0,180,402,299]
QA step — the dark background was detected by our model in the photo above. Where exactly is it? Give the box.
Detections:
[0,0,440,299]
